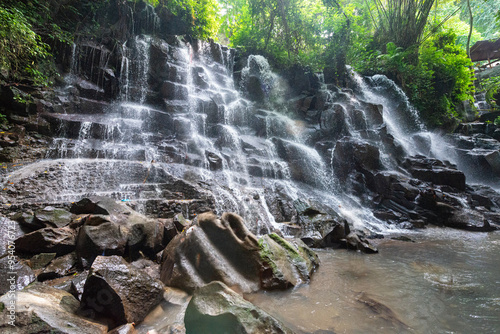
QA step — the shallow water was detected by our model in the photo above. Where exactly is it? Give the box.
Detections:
[247,228,500,334]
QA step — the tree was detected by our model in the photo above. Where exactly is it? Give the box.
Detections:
[370,0,435,57]
[465,0,472,57]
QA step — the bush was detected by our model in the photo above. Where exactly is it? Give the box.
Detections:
[480,76,500,109]
[358,30,474,128]
[0,5,51,84]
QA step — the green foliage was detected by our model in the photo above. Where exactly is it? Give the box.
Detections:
[358,30,474,127]
[0,5,51,85]
[459,0,500,40]
[160,0,219,39]
[480,76,500,109]
[494,116,500,126]
[416,31,474,125]
[220,0,332,68]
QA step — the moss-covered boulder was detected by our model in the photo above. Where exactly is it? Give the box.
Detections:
[184,281,295,334]
[259,233,319,289]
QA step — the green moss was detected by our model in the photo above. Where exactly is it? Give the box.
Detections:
[0,302,4,312]
[268,233,300,257]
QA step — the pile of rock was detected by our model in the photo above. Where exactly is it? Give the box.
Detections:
[0,196,319,333]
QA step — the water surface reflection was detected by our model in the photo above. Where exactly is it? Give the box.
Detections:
[247,228,500,333]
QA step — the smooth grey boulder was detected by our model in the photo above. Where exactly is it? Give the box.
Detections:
[0,283,107,333]
[79,255,165,328]
[184,281,295,334]
[160,212,319,293]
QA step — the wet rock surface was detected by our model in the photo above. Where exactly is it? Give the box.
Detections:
[0,283,108,333]
[160,212,319,293]
[79,255,165,328]
[74,197,178,267]
[184,281,295,334]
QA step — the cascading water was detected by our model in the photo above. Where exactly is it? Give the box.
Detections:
[17,30,420,235]
[8,0,500,236]
[354,71,500,190]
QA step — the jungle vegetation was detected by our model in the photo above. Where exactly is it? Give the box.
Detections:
[1,0,499,128]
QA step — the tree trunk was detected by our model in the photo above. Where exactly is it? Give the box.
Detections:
[466,0,473,58]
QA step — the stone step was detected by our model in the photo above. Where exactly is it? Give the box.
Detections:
[43,110,176,139]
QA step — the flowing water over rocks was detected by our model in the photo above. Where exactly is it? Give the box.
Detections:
[3,30,500,238]
[1,2,500,332]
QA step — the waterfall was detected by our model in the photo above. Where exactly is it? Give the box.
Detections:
[12,3,500,236]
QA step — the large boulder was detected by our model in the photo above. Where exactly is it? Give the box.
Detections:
[33,206,73,229]
[160,212,319,293]
[15,226,77,256]
[79,255,165,328]
[0,256,35,295]
[0,283,107,333]
[259,233,319,289]
[74,197,167,267]
[184,281,295,334]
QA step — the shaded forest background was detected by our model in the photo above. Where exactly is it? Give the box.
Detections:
[1,0,499,128]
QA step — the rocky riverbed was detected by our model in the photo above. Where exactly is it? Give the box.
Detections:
[1,1,500,333]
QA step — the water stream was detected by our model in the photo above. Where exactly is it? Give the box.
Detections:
[248,229,500,334]
[136,228,500,333]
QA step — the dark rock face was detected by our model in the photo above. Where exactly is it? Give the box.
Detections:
[160,212,319,293]
[184,281,295,334]
[79,255,165,328]
[345,232,378,253]
[403,156,466,191]
[360,160,500,231]
[444,208,495,232]
[333,137,381,182]
[0,283,108,333]
[160,211,262,293]
[74,197,168,267]
[33,206,73,228]
[15,226,76,256]
[289,199,350,248]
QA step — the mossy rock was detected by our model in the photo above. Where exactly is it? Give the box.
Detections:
[185,281,295,334]
[259,233,319,289]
